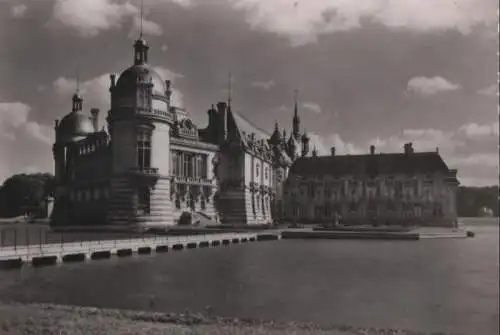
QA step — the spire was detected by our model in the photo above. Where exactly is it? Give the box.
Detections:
[139,0,144,38]
[76,66,80,95]
[292,89,300,138]
[133,0,149,65]
[72,66,83,112]
[228,71,232,108]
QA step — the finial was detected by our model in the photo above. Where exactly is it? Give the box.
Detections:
[294,89,298,106]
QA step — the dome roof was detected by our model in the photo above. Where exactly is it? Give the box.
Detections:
[115,64,165,97]
[58,111,95,142]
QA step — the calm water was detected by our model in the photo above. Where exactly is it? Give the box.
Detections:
[0,218,498,335]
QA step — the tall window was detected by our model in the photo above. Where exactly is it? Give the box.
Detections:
[201,155,207,178]
[137,187,151,215]
[137,130,152,169]
[182,153,192,177]
[171,152,178,176]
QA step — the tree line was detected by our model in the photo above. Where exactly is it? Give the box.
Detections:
[0,173,497,218]
[457,185,499,217]
[0,173,55,218]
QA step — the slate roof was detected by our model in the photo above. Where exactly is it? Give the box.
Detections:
[231,110,270,140]
[289,152,454,178]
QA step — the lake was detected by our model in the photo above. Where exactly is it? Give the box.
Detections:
[0,218,497,335]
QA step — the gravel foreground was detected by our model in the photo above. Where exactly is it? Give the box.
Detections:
[0,302,460,335]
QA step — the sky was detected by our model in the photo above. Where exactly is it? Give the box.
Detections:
[0,0,498,186]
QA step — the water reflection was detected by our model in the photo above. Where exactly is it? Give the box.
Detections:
[0,221,497,335]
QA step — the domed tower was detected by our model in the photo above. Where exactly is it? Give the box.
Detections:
[52,91,95,226]
[53,92,95,183]
[106,31,174,229]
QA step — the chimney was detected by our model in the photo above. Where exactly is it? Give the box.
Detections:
[216,101,228,142]
[90,108,100,131]
[404,142,414,154]
[330,146,336,156]
[312,147,318,158]
[370,145,375,155]
[54,119,59,128]
[109,74,116,90]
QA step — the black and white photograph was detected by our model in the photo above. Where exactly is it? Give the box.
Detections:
[0,0,498,334]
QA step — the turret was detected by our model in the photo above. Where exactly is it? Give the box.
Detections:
[133,38,149,65]
[90,108,100,131]
[312,147,318,158]
[165,80,172,106]
[269,121,281,146]
[292,89,300,139]
[301,130,310,157]
[216,101,228,143]
[287,135,297,160]
[71,92,83,112]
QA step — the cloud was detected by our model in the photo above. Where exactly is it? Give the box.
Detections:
[458,122,499,138]
[0,101,52,145]
[477,83,498,97]
[52,0,137,37]
[128,16,163,38]
[307,132,362,156]
[302,102,322,114]
[160,44,169,52]
[251,80,275,90]
[447,153,498,168]
[406,76,461,96]
[11,4,27,18]
[152,67,185,107]
[309,120,498,186]
[232,0,498,45]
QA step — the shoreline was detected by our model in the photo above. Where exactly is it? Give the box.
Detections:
[0,301,462,335]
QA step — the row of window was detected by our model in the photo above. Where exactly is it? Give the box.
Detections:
[171,151,208,178]
[76,139,109,156]
[254,162,269,181]
[288,186,439,200]
[289,203,444,218]
[251,194,271,217]
[70,187,110,202]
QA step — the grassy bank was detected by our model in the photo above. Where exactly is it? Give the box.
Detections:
[0,302,452,335]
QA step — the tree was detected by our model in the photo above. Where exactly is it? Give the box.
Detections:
[0,173,55,218]
[456,186,499,217]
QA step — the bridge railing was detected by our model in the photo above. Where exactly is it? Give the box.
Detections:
[0,225,250,251]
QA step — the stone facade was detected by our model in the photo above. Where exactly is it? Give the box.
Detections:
[283,144,460,227]
[51,35,307,229]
